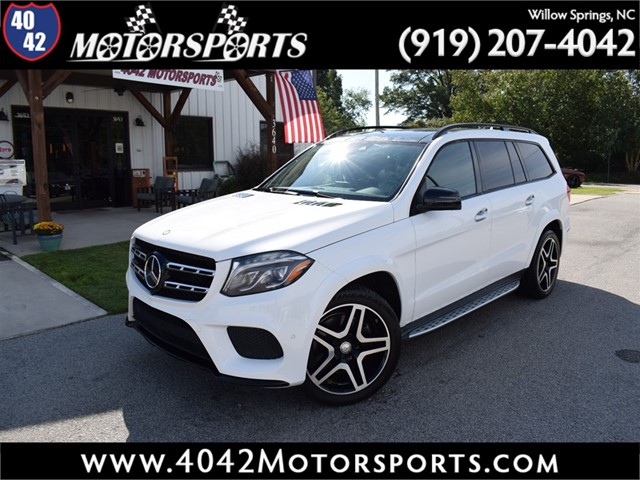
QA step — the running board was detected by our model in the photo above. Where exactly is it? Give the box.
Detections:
[403,279,520,340]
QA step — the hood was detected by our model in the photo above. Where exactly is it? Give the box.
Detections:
[132,190,394,261]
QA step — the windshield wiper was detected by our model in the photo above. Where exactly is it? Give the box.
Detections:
[266,187,336,198]
[265,186,301,195]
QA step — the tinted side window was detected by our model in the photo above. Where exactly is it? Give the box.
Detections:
[475,141,515,191]
[517,141,554,180]
[506,142,527,184]
[426,142,476,198]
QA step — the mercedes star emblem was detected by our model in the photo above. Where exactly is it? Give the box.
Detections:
[143,254,164,290]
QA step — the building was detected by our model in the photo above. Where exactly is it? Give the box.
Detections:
[0,69,297,217]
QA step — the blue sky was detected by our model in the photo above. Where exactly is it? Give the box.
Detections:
[336,69,407,126]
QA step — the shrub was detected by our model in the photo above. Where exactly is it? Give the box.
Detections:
[218,144,271,195]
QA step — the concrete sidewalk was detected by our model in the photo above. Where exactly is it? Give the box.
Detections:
[0,206,162,340]
[0,249,107,339]
[0,206,162,257]
[1,186,638,341]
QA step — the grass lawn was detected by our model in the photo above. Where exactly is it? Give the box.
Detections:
[22,241,130,314]
[571,185,626,196]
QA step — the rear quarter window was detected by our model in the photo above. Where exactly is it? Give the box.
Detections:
[517,141,554,181]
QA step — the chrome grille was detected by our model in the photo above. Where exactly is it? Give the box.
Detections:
[131,238,216,301]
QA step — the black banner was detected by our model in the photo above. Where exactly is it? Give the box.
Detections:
[0,1,638,69]
[1,442,639,479]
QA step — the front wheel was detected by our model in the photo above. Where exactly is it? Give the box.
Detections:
[520,230,560,299]
[302,287,400,406]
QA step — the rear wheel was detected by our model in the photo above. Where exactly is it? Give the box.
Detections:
[302,287,400,406]
[520,230,560,299]
[568,175,580,188]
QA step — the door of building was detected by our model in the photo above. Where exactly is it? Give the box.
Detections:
[12,106,132,210]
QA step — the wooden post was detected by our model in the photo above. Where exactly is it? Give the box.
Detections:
[163,91,174,156]
[28,70,52,222]
[266,72,277,174]
[230,70,277,174]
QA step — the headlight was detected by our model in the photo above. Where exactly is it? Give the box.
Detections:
[222,251,314,296]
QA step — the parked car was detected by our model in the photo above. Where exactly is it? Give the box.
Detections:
[126,123,571,406]
[561,167,586,188]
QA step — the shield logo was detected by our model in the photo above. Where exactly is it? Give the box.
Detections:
[2,3,61,61]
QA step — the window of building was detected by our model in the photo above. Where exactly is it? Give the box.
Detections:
[173,116,213,171]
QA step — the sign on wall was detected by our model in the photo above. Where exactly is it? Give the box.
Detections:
[0,140,15,159]
[112,69,224,92]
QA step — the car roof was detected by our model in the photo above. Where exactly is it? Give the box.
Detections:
[324,123,540,146]
[325,127,437,144]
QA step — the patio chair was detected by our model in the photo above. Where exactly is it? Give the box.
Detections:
[174,177,219,209]
[136,176,175,212]
[0,193,38,245]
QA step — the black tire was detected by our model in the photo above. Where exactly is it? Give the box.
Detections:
[568,175,580,188]
[520,230,561,299]
[302,287,400,406]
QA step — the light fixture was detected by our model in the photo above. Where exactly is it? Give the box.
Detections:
[114,86,126,96]
[135,116,145,127]
[0,108,8,121]
[65,92,74,104]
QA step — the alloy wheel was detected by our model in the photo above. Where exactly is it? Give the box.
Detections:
[536,235,559,293]
[304,287,400,405]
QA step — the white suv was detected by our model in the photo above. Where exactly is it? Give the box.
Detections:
[126,124,570,405]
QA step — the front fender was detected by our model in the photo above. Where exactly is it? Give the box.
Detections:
[310,220,417,326]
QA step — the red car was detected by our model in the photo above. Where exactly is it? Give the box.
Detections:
[562,168,586,188]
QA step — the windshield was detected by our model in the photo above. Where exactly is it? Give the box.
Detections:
[257,139,425,201]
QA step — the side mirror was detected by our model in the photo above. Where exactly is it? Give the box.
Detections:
[415,187,462,213]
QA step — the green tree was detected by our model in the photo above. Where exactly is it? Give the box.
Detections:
[380,70,454,125]
[450,70,640,173]
[606,70,640,173]
[316,70,371,135]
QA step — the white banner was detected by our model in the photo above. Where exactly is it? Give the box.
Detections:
[112,69,224,92]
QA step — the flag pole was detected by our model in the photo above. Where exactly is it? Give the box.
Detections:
[374,69,380,126]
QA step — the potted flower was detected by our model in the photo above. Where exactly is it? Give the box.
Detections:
[32,221,64,251]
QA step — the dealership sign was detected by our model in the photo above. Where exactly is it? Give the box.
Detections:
[112,69,224,92]
[69,3,306,63]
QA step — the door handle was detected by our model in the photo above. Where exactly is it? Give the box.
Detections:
[475,208,488,222]
[525,195,535,206]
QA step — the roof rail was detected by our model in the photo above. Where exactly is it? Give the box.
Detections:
[432,123,538,140]
[325,125,415,140]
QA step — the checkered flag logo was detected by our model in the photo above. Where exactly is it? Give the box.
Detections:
[216,4,247,35]
[126,3,157,33]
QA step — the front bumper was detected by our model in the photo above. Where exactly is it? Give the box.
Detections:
[125,299,288,387]
[125,257,338,387]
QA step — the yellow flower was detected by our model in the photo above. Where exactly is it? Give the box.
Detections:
[33,221,64,236]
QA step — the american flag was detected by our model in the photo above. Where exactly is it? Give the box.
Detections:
[275,70,325,144]
[126,4,157,33]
